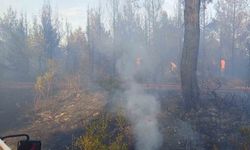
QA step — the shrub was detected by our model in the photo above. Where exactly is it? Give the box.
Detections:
[76,113,129,150]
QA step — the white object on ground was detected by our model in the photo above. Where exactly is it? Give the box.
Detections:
[0,139,11,150]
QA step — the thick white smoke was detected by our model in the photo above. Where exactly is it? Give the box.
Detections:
[116,46,163,150]
[125,83,162,150]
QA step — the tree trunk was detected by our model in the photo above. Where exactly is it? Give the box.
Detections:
[231,0,236,77]
[181,0,201,111]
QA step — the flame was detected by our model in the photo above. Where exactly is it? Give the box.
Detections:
[220,59,226,72]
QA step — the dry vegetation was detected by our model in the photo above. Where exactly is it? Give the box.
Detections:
[0,0,249,149]
[3,76,107,149]
[75,113,131,150]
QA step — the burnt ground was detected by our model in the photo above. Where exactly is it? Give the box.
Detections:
[157,90,250,150]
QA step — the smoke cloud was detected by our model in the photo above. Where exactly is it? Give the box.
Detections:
[125,83,162,150]
[116,46,163,150]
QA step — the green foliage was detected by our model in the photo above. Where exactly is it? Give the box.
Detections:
[41,2,61,59]
[76,113,129,150]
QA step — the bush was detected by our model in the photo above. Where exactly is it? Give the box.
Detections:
[76,113,129,150]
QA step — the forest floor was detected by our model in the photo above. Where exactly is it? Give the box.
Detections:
[0,85,34,134]
[1,80,250,149]
[0,83,107,149]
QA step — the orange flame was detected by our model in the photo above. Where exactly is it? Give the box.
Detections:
[220,59,226,72]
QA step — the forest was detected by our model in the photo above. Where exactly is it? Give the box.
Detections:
[0,0,250,149]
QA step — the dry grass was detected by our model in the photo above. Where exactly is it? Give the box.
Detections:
[5,88,107,149]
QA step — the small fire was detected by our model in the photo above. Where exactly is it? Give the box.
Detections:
[220,59,226,72]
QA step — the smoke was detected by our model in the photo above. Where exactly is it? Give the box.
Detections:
[125,83,162,150]
[116,46,162,150]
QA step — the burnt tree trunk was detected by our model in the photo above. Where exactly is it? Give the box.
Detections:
[181,0,201,111]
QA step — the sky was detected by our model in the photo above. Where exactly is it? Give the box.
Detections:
[0,0,100,28]
[0,0,187,29]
